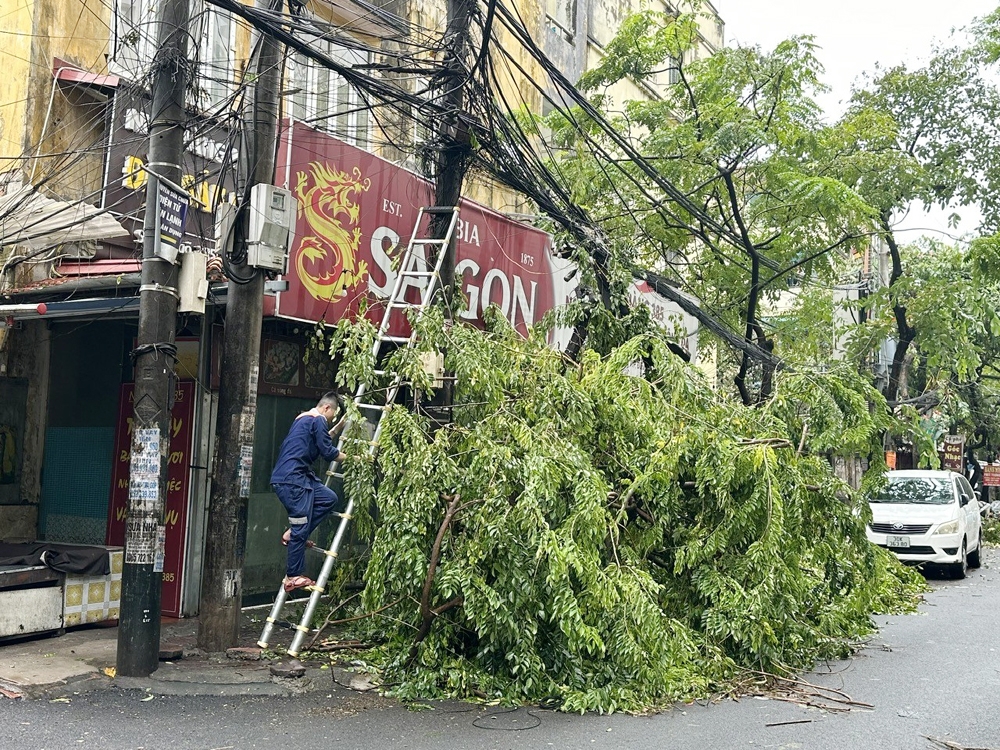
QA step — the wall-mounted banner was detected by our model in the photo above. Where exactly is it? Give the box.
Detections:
[275,121,699,356]
[275,121,555,337]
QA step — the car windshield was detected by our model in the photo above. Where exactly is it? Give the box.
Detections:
[871,477,955,505]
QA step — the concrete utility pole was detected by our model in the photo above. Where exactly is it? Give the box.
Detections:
[419,0,476,417]
[431,0,476,305]
[117,0,191,677]
[198,0,284,651]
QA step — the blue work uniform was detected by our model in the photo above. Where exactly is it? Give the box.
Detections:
[270,413,344,577]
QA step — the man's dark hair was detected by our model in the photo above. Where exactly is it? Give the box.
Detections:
[318,392,343,412]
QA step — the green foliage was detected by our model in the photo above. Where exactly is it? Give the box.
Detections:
[546,11,877,402]
[333,316,922,712]
[983,517,1000,547]
[840,43,1000,232]
[849,237,1000,455]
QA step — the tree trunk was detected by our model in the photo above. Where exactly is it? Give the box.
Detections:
[881,215,915,405]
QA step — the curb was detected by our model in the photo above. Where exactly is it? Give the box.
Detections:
[4,671,112,702]
[114,675,296,697]
[4,660,343,701]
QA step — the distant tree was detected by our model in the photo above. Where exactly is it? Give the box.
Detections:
[547,11,874,404]
[852,236,1000,461]
[832,41,1000,407]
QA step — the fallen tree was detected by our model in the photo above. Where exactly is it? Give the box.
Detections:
[325,309,922,713]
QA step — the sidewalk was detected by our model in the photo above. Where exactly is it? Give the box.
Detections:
[0,614,356,700]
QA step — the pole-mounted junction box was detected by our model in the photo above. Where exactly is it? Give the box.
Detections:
[246,184,297,273]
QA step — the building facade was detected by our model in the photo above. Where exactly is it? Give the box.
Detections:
[0,0,718,617]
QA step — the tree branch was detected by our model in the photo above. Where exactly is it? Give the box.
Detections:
[407,493,465,666]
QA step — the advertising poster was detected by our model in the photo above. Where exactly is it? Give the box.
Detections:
[106,381,196,617]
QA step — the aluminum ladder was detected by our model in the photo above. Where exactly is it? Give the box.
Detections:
[257,206,460,657]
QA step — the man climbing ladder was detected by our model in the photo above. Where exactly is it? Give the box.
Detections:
[258,206,461,658]
[270,392,348,592]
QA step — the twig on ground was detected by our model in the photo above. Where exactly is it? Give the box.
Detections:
[313,639,374,652]
[924,736,999,750]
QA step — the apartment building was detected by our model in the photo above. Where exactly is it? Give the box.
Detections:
[0,0,721,616]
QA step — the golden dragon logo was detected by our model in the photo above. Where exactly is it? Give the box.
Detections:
[293,162,372,303]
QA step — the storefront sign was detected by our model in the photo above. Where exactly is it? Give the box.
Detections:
[984,465,1000,487]
[104,87,237,254]
[941,434,965,472]
[274,121,555,336]
[107,381,196,617]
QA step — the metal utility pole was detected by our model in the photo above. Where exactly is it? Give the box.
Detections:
[117,0,191,677]
[198,0,284,651]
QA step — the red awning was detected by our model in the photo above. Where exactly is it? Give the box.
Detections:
[52,58,119,91]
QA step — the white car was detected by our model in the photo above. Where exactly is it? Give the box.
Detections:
[866,469,983,578]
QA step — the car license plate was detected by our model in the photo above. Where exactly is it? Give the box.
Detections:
[886,535,910,548]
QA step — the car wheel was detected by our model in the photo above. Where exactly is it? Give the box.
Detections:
[950,539,968,579]
[969,530,983,569]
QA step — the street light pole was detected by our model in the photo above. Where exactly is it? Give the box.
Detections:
[117,0,191,677]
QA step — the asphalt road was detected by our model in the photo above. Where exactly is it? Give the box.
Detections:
[2,551,999,750]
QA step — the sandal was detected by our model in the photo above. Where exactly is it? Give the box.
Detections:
[281,530,315,548]
[282,575,315,593]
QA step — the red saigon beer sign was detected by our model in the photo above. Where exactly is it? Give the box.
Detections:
[274,121,555,334]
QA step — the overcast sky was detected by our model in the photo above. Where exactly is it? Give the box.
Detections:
[716,0,997,117]
[714,0,998,239]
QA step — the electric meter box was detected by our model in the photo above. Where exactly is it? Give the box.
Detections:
[247,184,297,272]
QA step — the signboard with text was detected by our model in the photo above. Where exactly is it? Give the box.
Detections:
[155,181,190,261]
[103,86,237,254]
[106,381,196,617]
[941,434,965,472]
[274,121,555,336]
[273,121,700,355]
[984,465,1000,487]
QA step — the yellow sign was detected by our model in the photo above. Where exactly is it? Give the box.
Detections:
[293,162,372,302]
[121,155,235,213]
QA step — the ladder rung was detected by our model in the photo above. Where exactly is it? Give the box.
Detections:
[400,270,436,278]
[378,335,412,343]
[411,237,448,244]
[388,301,422,309]
[358,402,389,411]
[422,206,458,214]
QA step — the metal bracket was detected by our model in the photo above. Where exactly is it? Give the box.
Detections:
[139,283,180,300]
